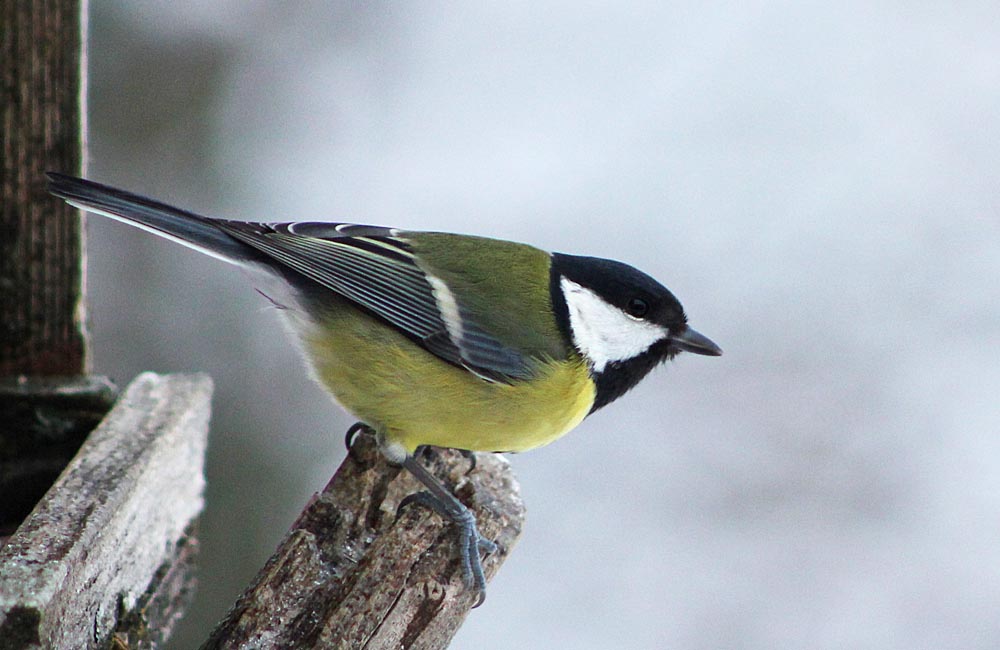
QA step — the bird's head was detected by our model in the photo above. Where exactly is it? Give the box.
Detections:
[551,253,721,411]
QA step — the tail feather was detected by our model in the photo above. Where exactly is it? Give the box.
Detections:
[47,173,253,265]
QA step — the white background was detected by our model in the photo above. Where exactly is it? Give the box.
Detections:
[84,3,999,648]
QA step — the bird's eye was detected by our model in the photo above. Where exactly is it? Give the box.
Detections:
[626,297,649,318]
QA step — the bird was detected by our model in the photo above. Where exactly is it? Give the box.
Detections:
[47,172,722,605]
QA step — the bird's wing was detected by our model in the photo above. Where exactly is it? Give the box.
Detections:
[216,221,536,383]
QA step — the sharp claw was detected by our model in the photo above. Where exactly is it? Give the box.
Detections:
[457,449,477,474]
[344,422,374,463]
[397,491,447,519]
[478,536,498,554]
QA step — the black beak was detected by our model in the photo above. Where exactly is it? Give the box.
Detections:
[670,326,722,356]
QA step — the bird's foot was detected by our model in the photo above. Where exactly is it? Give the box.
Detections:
[398,488,497,607]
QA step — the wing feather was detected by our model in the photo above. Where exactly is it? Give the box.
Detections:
[216,221,535,382]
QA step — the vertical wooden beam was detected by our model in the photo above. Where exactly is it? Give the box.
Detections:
[0,0,88,375]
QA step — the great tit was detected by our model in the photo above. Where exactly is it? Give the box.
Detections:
[47,172,721,604]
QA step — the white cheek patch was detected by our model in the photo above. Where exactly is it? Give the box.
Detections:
[560,277,668,373]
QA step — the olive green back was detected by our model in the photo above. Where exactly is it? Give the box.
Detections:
[406,232,569,361]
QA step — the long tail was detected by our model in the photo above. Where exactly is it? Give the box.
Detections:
[47,173,253,265]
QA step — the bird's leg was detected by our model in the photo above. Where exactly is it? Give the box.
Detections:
[347,424,496,604]
[398,454,497,606]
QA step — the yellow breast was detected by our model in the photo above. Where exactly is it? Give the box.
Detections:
[299,300,595,455]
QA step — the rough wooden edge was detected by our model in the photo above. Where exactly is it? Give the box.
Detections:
[201,437,525,650]
[0,372,212,650]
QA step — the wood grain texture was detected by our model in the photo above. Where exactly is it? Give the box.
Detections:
[202,438,525,650]
[0,372,212,650]
[0,0,88,375]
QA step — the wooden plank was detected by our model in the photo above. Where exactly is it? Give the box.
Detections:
[0,372,212,650]
[0,0,89,375]
[201,436,525,650]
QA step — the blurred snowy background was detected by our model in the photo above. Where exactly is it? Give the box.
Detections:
[82,2,999,649]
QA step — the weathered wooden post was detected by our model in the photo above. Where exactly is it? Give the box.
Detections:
[0,2,211,648]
